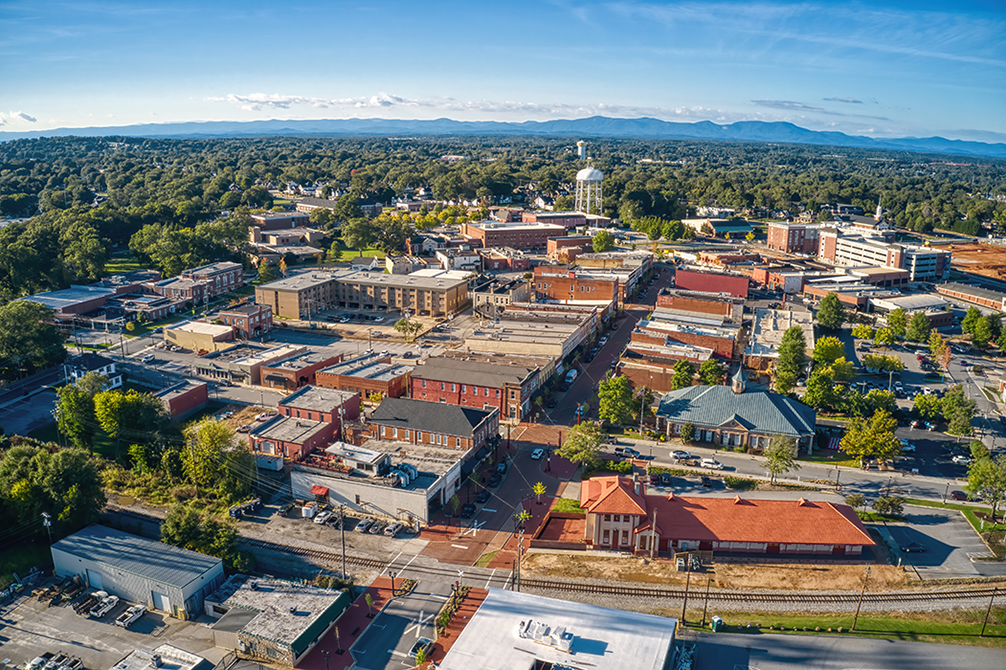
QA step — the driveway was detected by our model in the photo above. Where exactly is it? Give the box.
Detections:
[881,505,1006,579]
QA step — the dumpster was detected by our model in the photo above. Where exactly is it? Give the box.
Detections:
[711,615,723,632]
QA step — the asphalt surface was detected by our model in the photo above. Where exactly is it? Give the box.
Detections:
[696,631,1006,670]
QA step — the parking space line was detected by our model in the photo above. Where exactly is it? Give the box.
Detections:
[484,569,496,589]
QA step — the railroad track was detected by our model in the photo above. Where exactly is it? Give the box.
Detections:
[105,505,1002,607]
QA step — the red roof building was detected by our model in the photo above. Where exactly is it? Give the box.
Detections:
[579,476,873,556]
[674,269,749,298]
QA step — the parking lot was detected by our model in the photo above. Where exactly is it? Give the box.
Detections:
[350,590,443,670]
[878,505,1006,579]
[0,582,224,670]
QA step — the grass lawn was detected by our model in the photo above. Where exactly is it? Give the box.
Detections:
[670,608,1006,649]
[798,450,859,469]
[551,499,586,514]
[103,258,147,276]
[29,422,119,460]
[334,248,384,261]
[0,541,52,589]
[474,550,499,568]
[123,314,186,339]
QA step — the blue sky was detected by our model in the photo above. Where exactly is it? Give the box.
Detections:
[1,0,1004,141]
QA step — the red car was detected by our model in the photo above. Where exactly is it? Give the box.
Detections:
[950,490,968,501]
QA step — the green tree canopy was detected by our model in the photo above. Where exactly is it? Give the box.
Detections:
[598,374,634,425]
[763,435,799,484]
[93,389,173,457]
[802,367,835,410]
[774,325,806,394]
[697,359,726,386]
[906,311,931,342]
[942,384,976,436]
[816,292,846,330]
[840,409,901,465]
[886,308,907,338]
[183,420,252,500]
[341,217,378,252]
[557,422,603,468]
[972,316,993,348]
[873,327,895,347]
[851,324,874,340]
[592,230,615,253]
[671,360,695,390]
[161,502,252,571]
[393,317,423,342]
[961,306,982,334]
[55,371,108,451]
[812,336,845,364]
[0,300,67,377]
[967,455,1006,521]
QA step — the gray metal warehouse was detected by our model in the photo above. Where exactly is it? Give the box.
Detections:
[51,524,226,620]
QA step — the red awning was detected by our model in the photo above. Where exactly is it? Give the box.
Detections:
[310,485,329,496]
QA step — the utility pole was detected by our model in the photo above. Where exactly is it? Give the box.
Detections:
[981,587,997,637]
[701,574,713,627]
[41,512,52,545]
[852,566,871,631]
[339,504,347,579]
[650,507,657,560]
[680,557,692,624]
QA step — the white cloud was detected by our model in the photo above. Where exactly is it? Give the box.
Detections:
[0,111,37,124]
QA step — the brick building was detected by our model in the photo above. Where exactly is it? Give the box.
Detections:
[410,356,543,421]
[277,386,360,425]
[250,212,311,230]
[248,386,360,461]
[655,289,744,323]
[181,262,244,297]
[745,308,816,372]
[673,269,749,298]
[632,310,740,360]
[369,397,499,452]
[532,266,619,304]
[315,352,412,399]
[766,222,821,254]
[547,236,592,260]
[260,351,342,392]
[218,303,273,338]
[146,277,208,303]
[471,278,531,317]
[460,220,567,249]
[521,210,587,229]
[155,380,209,421]
[477,247,530,271]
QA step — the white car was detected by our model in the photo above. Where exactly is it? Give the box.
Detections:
[671,450,693,460]
[700,458,724,470]
[599,336,609,346]
[313,511,332,525]
[899,440,916,453]
[531,448,545,460]
[952,455,972,465]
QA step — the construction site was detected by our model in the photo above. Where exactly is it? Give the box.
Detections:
[946,242,1006,281]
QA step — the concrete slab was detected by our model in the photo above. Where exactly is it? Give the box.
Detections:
[886,505,999,579]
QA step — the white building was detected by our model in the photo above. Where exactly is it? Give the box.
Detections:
[51,525,225,619]
[62,353,122,389]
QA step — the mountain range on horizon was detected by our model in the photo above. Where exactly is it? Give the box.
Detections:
[2,116,1004,160]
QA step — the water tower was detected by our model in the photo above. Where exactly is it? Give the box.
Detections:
[574,166,603,215]
[576,140,586,160]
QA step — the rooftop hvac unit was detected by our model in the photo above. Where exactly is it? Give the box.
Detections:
[150,656,162,669]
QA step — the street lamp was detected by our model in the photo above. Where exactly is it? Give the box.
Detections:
[389,570,398,594]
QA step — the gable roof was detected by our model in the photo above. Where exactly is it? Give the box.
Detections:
[579,476,648,516]
[370,397,495,437]
[656,385,815,437]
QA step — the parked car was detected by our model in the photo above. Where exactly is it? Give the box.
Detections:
[460,503,476,519]
[701,476,713,488]
[952,454,972,465]
[313,511,332,525]
[236,424,252,433]
[275,503,293,518]
[495,461,507,475]
[409,638,434,661]
[369,520,387,534]
[671,450,693,460]
[900,541,926,553]
[898,439,916,453]
[488,472,502,487]
[531,448,545,460]
[384,522,403,537]
[950,490,968,501]
[474,490,491,503]
[547,396,559,409]
[659,472,672,486]
[700,458,724,470]
[599,336,609,346]
[355,518,374,533]
[615,446,640,459]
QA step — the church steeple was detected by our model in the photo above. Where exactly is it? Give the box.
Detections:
[731,366,746,394]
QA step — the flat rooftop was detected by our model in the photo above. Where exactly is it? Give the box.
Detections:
[407,268,473,280]
[109,645,208,670]
[198,342,273,364]
[206,575,345,647]
[871,293,947,311]
[266,351,336,371]
[339,270,470,289]
[438,587,676,670]
[939,281,1006,302]
[219,303,266,315]
[467,219,566,231]
[22,285,116,311]
[230,344,305,367]
[167,321,233,337]
[258,272,346,292]
[154,380,207,402]
[251,416,330,444]
[746,308,816,357]
[279,385,357,411]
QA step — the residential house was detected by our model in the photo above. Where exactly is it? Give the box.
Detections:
[410,356,542,421]
[217,303,273,338]
[63,353,122,389]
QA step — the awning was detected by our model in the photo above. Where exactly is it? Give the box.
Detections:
[310,485,329,496]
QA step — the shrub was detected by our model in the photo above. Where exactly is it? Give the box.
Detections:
[680,423,696,443]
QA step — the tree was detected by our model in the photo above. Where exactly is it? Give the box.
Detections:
[851,324,874,340]
[967,455,1006,521]
[912,393,942,419]
[872,496,904,517]
[671,360,695,390]
[865,389,897,415]
[94,389,173,458]
[873,327,895,348]
[816,292,846,330]
[745,231,755,242]
[393,317,423,342]
[844,493,866,513]
[887,308,907,338]
[830,357,857,381]
[803,367,835,410]
[906,311,931,342]
[929,330,948,367]
[592,230,615,253]
[533,481,547,505]
[557,422,602,468]
[55,372,107,451]
[961,306,982,334]
[257,261,276,283]
[697,359,726,386]
[812,336,845,364]
[862,353,904,373]
[680,423,695,443]
[341,217,377,253]
[763,435,799,484]
[970,440,991,461]
[774,326,806,394]
[183,419,252,499]
[942,384,976,436]
[598,374,633,425]
[840,409,902,465]
[0,300,66,376]
[973,316,993,348]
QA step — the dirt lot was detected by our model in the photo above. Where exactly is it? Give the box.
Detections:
[947,242,1006,280]
[521,554,909,591]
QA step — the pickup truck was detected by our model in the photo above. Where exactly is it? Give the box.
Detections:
[115,604,146,628]
[89,593,119,618]
[26,653,54,670]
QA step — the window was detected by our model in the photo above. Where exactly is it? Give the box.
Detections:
[602,530,610,544]
[621,530,629,545]
[441,382,445,390]
[422,380,426,388]
[613,515,621,522]
[461,385,466,393]
[452,383,456,392]
[473,386,478,395]
[603,514,611,521]
[484,388,489,396]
